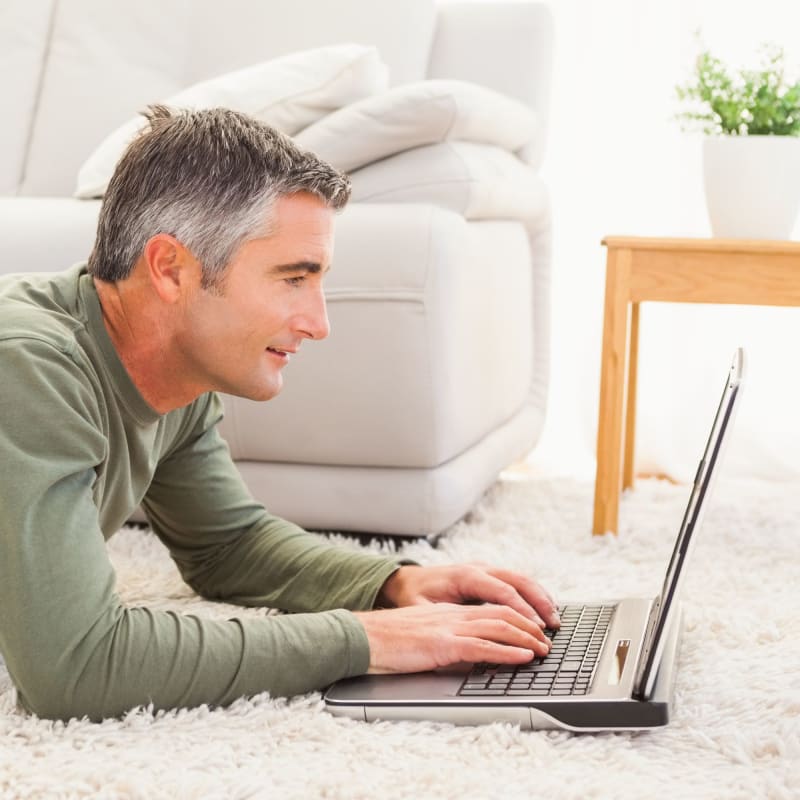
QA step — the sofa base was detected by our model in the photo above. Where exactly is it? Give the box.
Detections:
[232,402,543,538]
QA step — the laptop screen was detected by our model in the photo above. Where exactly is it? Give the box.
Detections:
[633,348,745,700]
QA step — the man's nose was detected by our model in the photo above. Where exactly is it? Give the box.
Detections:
[298,288,330,341]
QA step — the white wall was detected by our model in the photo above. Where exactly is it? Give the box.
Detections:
[454,0,800,482]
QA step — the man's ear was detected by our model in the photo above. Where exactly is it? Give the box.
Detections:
[142,234,199,303]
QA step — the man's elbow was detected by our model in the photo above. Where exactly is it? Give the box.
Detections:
[16,678,91,723]
[13,666,116,723]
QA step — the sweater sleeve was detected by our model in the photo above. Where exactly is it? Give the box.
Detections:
[0,341,374,722]
[142,392,408,613]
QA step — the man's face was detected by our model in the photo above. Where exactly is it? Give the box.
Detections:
[176,191,334,402]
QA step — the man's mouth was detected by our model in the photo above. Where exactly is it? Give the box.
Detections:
[266,347,293,362]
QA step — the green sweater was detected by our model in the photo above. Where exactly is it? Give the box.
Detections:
[0,264,404,722]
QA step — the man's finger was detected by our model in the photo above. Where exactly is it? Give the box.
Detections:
[455,570,549,628]
[468,561,557,608]
[458,602,549,644]
[487,567,561,629]
[456,618,550,657]
[456,637,536,667]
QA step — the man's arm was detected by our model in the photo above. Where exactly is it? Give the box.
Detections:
[140,396,561,677]
[143,395,561,627]
[0,341,371,721]
[143,388,566,668]
[141,392,409,613]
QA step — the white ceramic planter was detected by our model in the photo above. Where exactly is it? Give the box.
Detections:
[702,134,800,239]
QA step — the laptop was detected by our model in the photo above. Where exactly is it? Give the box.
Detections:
[325,349,745,731]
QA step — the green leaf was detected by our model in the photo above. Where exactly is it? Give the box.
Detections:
[674,42,800,137]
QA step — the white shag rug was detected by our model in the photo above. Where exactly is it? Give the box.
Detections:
[1,477,799,800]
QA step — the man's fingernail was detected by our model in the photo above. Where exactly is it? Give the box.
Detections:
[533,615,545,627]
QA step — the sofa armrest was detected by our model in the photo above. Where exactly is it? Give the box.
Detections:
[0,198,100,275]
[427,1,554,169]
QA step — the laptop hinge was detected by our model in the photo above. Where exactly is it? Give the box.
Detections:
[632,596,661,700]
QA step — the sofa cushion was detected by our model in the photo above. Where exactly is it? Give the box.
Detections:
[0,1,53,194]
[428,1,555,171]
[294,79,539,173]
[349,141,549,223]
[0,198,99,273]
[20,0,437,197]
[75,44,388,199]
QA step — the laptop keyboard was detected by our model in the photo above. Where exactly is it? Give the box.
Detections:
[458,604,616,697]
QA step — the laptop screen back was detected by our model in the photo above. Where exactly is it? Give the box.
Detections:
[634,348,745,700]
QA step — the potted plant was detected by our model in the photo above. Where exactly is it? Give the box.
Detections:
[675,43,800,239]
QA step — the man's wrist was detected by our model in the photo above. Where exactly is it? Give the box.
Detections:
[375,564,418,608]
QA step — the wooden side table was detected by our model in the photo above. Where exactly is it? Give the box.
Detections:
[593,236,800,536]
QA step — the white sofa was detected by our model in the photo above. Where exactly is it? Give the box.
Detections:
[0,0,554,537]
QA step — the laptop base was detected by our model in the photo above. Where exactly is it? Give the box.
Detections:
[325,605,682,732]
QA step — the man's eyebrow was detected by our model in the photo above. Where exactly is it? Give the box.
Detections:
[269,261,330,275]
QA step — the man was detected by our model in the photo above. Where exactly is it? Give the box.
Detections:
[0,106,559,722]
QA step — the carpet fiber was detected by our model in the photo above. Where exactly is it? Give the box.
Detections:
[1,477,798,799]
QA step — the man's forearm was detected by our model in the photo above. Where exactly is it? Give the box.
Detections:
[171,514,405,612]
[15,602,369,722]
[142,400,408,614]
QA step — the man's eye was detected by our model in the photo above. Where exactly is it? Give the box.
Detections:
[285,276,305,287]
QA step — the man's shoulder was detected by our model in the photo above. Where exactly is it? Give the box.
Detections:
[0,266,87,355]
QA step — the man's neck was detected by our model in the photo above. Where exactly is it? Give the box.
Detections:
[93,277,204,414]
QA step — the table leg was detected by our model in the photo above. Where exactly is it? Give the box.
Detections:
[593,247,632,536]
[622,302,640,489]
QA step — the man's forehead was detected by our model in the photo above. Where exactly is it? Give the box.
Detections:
[271,193,336,229]
[249,194,335,271]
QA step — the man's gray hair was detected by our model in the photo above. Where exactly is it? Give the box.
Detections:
[88,105,351,291]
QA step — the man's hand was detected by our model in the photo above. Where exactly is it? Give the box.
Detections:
[352,563,561,676]
[352,602,551,675]
[376,563,561,629]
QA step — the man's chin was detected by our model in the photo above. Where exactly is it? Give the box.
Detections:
[247,384,282,402]
[225,377,282,403]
